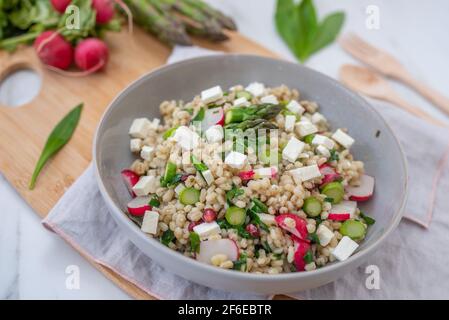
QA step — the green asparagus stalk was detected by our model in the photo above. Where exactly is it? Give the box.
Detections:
[226,119,278,131]
[124,0,192,45]
[183,0,237,30]
[225,104,284,125]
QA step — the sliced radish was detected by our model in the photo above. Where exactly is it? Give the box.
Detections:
[201,107,224,131]
[319,163,340,186]
[293,239,311,271]
[328,213,351,221]
[196,239,239,264]
[239,169,255,181]
[275,214,308,241]
[347,174,375,201]
[121,169,139,197]
[127,196,152,216]
[329,200,357,219]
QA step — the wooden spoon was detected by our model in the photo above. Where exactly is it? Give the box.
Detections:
[339,64,447,127]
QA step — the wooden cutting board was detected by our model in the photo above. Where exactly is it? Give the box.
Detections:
[0,28,288,299]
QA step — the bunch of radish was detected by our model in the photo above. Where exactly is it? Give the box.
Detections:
[35,0,116,73]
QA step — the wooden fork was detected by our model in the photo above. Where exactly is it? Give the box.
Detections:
[339,33,449,116]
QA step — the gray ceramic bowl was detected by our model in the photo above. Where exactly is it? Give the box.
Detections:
[93,54,407,294]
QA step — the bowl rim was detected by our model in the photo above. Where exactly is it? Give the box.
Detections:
[93,53,408,284]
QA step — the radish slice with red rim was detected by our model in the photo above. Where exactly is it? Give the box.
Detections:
[201,107,224,131]
[275,214,308,241]
[293,239,310,271]
[121,169,139,197]
[328,213,351,221]
[196,239,239,264]
[127,196,151,216]
[319,164,341,186]
[347,175,375,201]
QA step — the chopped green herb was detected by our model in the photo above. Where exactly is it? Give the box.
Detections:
[272,253,283,260]
[307,233,320,244]
[189,232,201,253]
[185,108,194,115]
[217,219,232,229]
[324,197,334,203]
[303,250,314,264]
[233,253,247,271]
[237,226,252,239]
[226,184,244,204]
[149,195,160,207]
[163,126,179,140]
[190,154,208,172]
[329,149,339,161]
[250,199,268,213]
[161,230,175,246]
[360,212,376,226]
[192,107,205,122]
[262,241,272,253]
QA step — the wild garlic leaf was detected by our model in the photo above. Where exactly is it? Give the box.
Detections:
[296,0,318,60]
[29,103,83,189]
[309,11,345,55]
[275,0,299,51]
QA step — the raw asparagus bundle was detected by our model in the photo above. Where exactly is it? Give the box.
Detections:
[123,0,237,46]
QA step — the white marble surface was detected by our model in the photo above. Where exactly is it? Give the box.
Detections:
[1,0,448,299]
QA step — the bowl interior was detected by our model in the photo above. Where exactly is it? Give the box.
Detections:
[95,54,406,273]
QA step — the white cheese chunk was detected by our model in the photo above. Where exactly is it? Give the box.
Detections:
[260,94,279,105]
[311,112,326,124]
[286,100,305,115]
[245,82,265,97]
[205,125,224,143]
[330,200,357,218]
[201,85,223,104]
[130,138,143,153]
[150,118,160,129]
[312,134,335,149]
[254,166,278,179]
[331,236,359,261]
[289,164,321,183]
[193,221,221,240]
[256,213,277,226]
[201,169,214,185]
[141,210,159,235]
[173,126,200,151]
[316,145,331,158]
[129,118,151,139]
[316,224,334,246]
[140,145,154,160]
[175,183,186,195]
[233,97,250,107]
[332,129,355,149]
[225,151,247,169]
[295,121,318,137]
[282,137,305,163]
[284,115,296,132]
[132,175,159,196]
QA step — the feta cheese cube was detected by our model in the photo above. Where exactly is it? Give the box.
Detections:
[289,164,321,183]
[254,166,278,179]
[201,85,223,104]
[311,112,326,124]
[225,151,247,169]
[256,213,277,225]
[130,138,143,153]
[129,118,151,139]
[312,134,335,149]
[260,94,279,105]
[141,210,159,235]
[286,100,305,115]
[332,129,355,149]
[173,126,200,151]
[330,200,357,218]
[284,115,296,132]
[331,236,359,261]
[233,97,250,107]
[282,137,305,163]
[175,183,186,195]
[201,169,214,185]
[245,82,265,97]
[140,145,154,160]
[316,224,334,246]
[193,221,221,240]
[132,176,159,196]
[316,145,331,158]
[295,121,318,137]
[205,125,224,143]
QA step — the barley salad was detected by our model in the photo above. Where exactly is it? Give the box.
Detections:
[121,82,376,274]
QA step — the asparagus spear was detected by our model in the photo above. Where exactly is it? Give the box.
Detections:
[183,0,237,30]
[225,104,284,125]
[124,0,192,45]
[226,119,278,131]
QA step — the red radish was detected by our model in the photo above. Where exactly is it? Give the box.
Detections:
[328,213,350,221]
[74,38,109,71]
[203,208,217,222]
[347,175,375,201]
[34,31,73,70]
[51,0,72,13]
[319,163,340,186]
[245,224,259,237]
[239,169,255,181]
[293,239,310,271]
[329,200,357,219]
[92,0,115,24]
[275,214,308,241]
[201,107,224,131]
[121,169,139,197]
[188,221,201,232]
[127,196,151,216]
[196,239,239,264]
[181,174,192,182]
